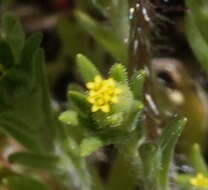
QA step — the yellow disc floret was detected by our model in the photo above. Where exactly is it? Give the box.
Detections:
[86,76,122,113]
[190,173,208,188]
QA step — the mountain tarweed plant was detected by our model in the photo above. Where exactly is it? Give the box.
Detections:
[59,53,188,190]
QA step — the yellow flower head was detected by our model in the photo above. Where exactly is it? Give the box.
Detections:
[86,76,122,113]
[190,173,208,188]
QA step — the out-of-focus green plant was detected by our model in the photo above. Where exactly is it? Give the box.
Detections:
[0,12,96,190]
[75,0,129,63]
[186,0,208,72]
[0,12,54,152]
[175,143,208,190]
[56,0,129,69]
[50,0,130,93]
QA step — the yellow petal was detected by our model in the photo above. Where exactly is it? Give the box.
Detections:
[86,82,95,89]
[92,105,99,112]
[190,178,197,186]
[110,96,118,103]
[87,97,95,103]
[103,95,110,102]
[97,99,105,105]
[89,91,96,96]
[101,104,110,113]
[190,173,208,187]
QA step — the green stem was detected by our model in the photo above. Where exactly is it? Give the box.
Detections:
[57,123,104,190]
[57,136,93,190]
[189,143,208,175]
[107,134,141,190]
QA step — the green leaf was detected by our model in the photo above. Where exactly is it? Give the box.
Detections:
[18,33,43,92]
[68,83,85,93]
[75,11,128,63]
[8,152,59,170]
[59,110,79,126]
[140,143,160,189]
[0,48,54,153]
[189,143,208,175]
[130,70,146,100]
[109,63,128,84]
[68,91,91,116]
[186,0,208,43]
[158,117,187,190]
[174,174,192,189]
[107,135,141,190]
[57,19,107,70]
[122,100,143,132]
[4,176,51,190]
[159,118,187,151]
[92,0,129,43]
[57,20,88,57]
[21,33,43,68]
[91,0,111,17]
[0,34,43,107]
[29,49,55,150]
[0,40,14,69]
[1,12,25,62]
[107,0,129,43]
[76,54,100,82]
[0,119,43,153]
[80,137,103,157]
[186,12,208,72]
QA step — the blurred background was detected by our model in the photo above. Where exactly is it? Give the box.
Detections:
[0,0,119,106]
[0,0,192,107]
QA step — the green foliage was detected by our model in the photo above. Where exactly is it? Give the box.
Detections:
[122,100,143,132]
[186,0,208,72]
[80,137,103,157]
[109,63,128,85]
[189,144,208,175]
[4,176,52,190]
[68,91,91,116]
[57,19,107,72]
[138,117,187,190]
[60,53,189,190]
[158,117,187,190]
[139,143,159,190]
[186,0,208,43]
[175,143,208,189]
[59,111,79,126]
[8,152,60,170]
[0,13,54,153]
[0,40,14,69]
[56,0,130,82]
[1,12,25,62]
[91,0,130,42]
[75,11,128,63]
[76,54,100,82]
[0,12,96,190]
[0,2,204,190]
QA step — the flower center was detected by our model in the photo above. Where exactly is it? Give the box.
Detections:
[86,76,121,113]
